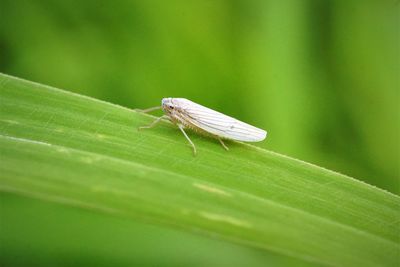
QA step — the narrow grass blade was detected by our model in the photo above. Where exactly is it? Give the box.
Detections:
[0,73,399,266]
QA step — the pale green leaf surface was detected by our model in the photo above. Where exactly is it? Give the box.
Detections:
[0,73,399,267]
[1,193,314,267]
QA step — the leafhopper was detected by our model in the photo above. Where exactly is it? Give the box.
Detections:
[137,98,267,155]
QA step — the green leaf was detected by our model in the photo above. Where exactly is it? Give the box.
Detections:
[0,73,399,267]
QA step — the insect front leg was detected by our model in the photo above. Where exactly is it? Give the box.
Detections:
[218,138,229,151]
[138,115,169,130]
[178,124,197,155]
[135,106,161,113]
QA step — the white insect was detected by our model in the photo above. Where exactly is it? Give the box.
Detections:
[137,98,267,155]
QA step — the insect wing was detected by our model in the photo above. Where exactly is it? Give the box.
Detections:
[175,99,266,142]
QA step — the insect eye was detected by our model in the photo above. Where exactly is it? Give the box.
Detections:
[170,105,174,109]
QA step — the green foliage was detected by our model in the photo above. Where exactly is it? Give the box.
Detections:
[1,73,399,266]
[0,0,398,194]
[1,194,312,267]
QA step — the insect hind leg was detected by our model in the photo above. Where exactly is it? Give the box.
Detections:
[218,138,229,151]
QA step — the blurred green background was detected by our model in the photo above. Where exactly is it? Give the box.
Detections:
[0,0,399,266]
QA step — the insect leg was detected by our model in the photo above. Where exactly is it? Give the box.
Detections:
[138,115,169,130]
[135,106,161,113]
[178,124,197,155]
[218,138,229,151]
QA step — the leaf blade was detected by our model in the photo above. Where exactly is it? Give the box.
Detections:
[0,73,399,267]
